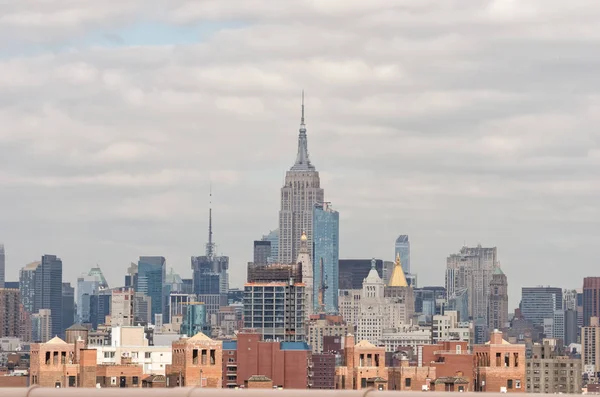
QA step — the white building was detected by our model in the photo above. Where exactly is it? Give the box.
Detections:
[338,289,361,328]
[90,326,172,375]
[432,310,471,343]
[380,325,432,353]
[111,287,134,327]
[297,232,314,318]
[278,95,324,263]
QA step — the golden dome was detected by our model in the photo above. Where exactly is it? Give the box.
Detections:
[389,253,409,287]
[300,232,308,242]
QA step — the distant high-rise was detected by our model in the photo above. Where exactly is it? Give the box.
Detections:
[253,240,271,266]
[583,277,600,326]
[111,287,135,327]
[61,282,75,331]
[76,266,109,323]
[124,262,138,288]
[520,287,563,327]
[0,244,5,288]
[89,290,111,329]
[297,232,314,319]
[278,94,325,263]
[33,255,63,338]
[394,235,410,274]
[488,267,508,330]
[261,229,279,264]
[191,202,229,318]
[0,288,20,337]
[19,261,41,313]
[313,202,339,314]
[446,245,497,323]
[339,259,384,290]
[137,256,166,324]
[31,309,52,342]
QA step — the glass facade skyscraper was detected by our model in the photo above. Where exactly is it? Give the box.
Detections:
[0,244,5,288]
[394,235,410,274]
[34,255,63,338]
[312,202,339,314]
[137,256,166,324]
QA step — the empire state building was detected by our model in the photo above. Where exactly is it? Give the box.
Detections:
[278,95,324,264]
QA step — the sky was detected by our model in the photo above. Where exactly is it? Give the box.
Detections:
[1,0,599,310]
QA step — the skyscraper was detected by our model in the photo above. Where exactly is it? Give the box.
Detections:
[394,235,410,274]
[191,203,229,317]
[583,277,600,326]
[261,229,279,264]
[446,245,497,323]
[253,240,271,266]
[61,282,75,331]
[76,267,109,323]
[488,267,508,330]
[19,261,40,313]
[33,255,63,338]
[0,244,5,288]
[136,256,166,324]
[278,94,324,263]
[313,202,339,314]
[0,288,20,337]
[520,287,563,327]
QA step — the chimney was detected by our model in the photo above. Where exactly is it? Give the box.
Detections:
[490,329,503,345]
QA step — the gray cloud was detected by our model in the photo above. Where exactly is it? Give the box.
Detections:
[0,0,599,308]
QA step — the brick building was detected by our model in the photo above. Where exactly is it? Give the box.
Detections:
[29,335,143,388]
[388,358,436,391]
[473,330,526,393]
[335,334,388,390]
[166,332,222,387]
[421,340,474,391]
[311,353,336,389]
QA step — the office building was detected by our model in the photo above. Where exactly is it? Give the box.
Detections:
[526,341,581,394]
[137,256,166,324]
[582,317,600,375]
[0,288,20,337]
[31,308,52,342]
[243,281,306,342]
[520,287,563,327]
[564,309,579,345]
[124,262,138,288]
[33,255,63,338]
[0,244,4,288]
[181,302,209,337]
[133,292,151,325]
[313,202,339,314]
[307,314,352,354]
[19,261,40,313]
[169,292,195,322]
[446,245,497,323]
[488,267,509,330]
[261,229,279,264]
[432,310,471,344]
[62,282,75,330]
[339,259,384,290]
[253,240,271,265]
[394,235,410,274]
[89,290,111,329]
[584,277,600,326]
[76,267,109,323]
[278,95,325,263]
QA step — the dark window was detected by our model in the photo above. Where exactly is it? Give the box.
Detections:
[405,378,412,387]
[507,379,513,389]
[68,376,76,387]
[210,349,216,365]
[120,376,126,388]
[192,349,198,365]
[133,376,139,385]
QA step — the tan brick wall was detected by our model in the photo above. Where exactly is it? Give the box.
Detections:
[247,380,274,389]
[167,337,223,387]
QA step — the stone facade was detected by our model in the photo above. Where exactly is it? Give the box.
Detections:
[526,341,582,394]
[166,332,223,387]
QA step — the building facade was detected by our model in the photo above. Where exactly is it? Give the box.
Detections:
[34,255,63,338]
[166,332,223,387]
[335,334,388,390]
[0,244,4,288]
[19,261,40,313]
[62,283,75,331]
[307,314,352,354]
[278,97,325,264]
[253,240,271,266]
[137,256,166,324]
[520,287,563,327]
[446,245,497,324]
[488,267,509,330]
[111,287,135,327]
[0,288,20,337]
[313,202,339,314]
[583,277,600,326]
[526,341,581,394]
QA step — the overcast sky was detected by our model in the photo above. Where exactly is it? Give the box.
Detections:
[1,0,599,309]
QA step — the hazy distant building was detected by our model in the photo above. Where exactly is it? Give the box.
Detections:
[583,277,600,326]
[313,202,339,314]
[262,229,279,264]
[19,261,41,313]
[124,262,138,288]
[76,266,109,323]
[564,309,578,345]
[31,308,52,342]
[111,287,135,327]
[520,287,562,327]
[34,255,63,338]
[278,96,324,264]
[583,317,600,375]
[0,288,20,337]
[394,235,410,274]
[61,282,75,331]
[446,245,497,323]
[339,259,384,290]
[133,292,151,325]
[488,267,509,330]
[137,256,167,324]
[0,244,5,288]
[253,240,271,266]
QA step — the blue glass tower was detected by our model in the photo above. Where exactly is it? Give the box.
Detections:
[394,235,411,274]
[136,256,166,324]
[312,202,339,314]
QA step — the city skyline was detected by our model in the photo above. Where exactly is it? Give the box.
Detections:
[1,2,599,312]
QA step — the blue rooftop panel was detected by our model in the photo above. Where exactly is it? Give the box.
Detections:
[223,341,237,350]
[280,341,310,351]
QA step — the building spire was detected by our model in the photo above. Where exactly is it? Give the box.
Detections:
[291,90,315,171]
[206,184,215,258]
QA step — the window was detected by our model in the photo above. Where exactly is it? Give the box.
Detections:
[104,352,115,359]
[111,377,117,385]
[193,349,199,365]
[68,376,76,387]
[145,352,151,359]
[515,380,521,389]
[133,377,139,385]
[507,379,513,389]
[210,350,216,365]
[405,378,412,387]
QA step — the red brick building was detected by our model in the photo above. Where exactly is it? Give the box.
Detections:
[222,331,311,389]
[335,334,388,390]
[474,330,526,393]
[166,332,223,388]
[421,340,474,391]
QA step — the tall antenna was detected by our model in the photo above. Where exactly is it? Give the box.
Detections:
[206,183,214,258]
[301,90,305,125]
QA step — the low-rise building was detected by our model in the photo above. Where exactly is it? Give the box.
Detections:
[433,311,471,344]
[335,334,388,390]
[380,325,432,353]
[165,332,223,388]
[308,314,353,354]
